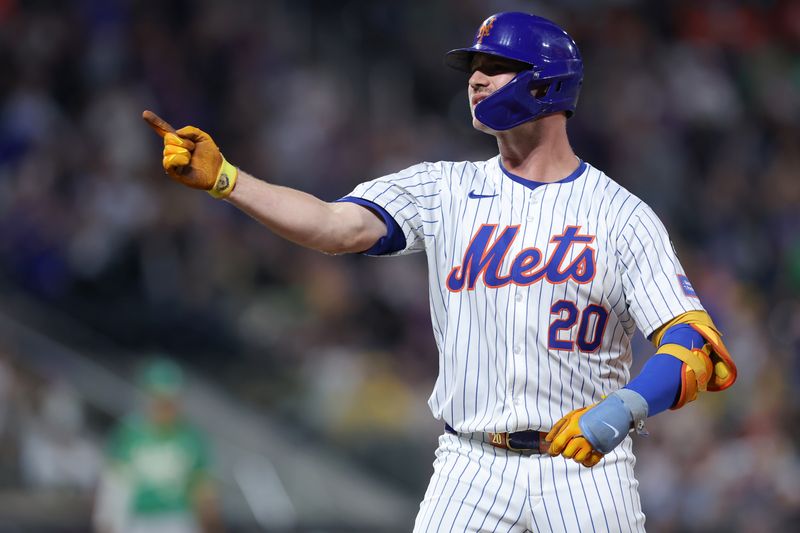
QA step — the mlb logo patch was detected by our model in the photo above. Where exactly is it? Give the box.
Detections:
[677,274,698,298]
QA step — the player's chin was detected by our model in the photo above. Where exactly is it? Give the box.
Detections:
[471,116,496,135]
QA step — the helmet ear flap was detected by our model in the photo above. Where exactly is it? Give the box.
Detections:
[475,70,546,131]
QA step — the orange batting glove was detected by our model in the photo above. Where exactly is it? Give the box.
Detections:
[545,405,604,468]
[142,110,238,199]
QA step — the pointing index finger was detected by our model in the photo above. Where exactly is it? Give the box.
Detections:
[142,109,177,137]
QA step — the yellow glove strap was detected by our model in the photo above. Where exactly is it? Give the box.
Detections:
[650,310,737,393]
[658,342,713,393]
[650,310,713,347]
[208,156,238,199]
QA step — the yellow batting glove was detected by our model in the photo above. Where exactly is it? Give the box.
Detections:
[163,135,192,168]
[143,110,238,199]
[545,405,604,468]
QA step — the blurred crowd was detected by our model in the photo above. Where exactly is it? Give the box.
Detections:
[0,344,101,526]
[1,0,799,531]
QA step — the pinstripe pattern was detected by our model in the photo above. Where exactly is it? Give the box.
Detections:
[345,156,699,531]
[413,433,645,532]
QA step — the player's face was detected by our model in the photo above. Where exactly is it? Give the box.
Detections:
[468,54,527,133]
[149,394,181,427]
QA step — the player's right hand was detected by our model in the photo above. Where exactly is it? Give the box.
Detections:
[142,110,238,198]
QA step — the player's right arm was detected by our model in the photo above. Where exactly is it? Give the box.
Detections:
[142,110,386,255]
[229,171,387,255]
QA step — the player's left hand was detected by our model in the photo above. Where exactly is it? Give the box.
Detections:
[546,390,647,467]
[545,405,604,467]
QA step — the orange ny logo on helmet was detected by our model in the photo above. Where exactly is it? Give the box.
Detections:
[476,16,496,43]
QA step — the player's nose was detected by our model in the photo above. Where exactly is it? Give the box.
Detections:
[469,68,491,91]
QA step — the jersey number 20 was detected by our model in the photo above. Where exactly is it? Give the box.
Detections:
[548,300,609,352]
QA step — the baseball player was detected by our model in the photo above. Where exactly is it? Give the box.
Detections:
[93,359,220,533]
[143,12,737,532]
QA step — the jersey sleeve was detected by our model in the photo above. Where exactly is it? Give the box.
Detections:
[616,203,705,338]
[339,162,442,256]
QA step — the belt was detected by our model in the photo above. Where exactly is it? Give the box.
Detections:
[445,423,551,455]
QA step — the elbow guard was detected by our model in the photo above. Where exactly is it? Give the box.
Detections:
[651,311,737,409]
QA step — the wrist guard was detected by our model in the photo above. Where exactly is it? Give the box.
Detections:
[208,156,238,199]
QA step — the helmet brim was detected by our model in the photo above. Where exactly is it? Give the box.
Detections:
[445,46,534,73]
[444,48,476,72]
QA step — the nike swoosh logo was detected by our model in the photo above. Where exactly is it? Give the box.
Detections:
[468,190,499,199]
[601,421,620,439]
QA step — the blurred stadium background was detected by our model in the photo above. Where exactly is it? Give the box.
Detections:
[0,0,799,531]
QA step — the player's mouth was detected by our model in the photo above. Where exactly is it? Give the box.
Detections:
[471,93,489,107]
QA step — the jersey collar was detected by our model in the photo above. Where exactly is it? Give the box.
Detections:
[498,157,587,191]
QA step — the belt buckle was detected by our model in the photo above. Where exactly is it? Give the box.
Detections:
[491,430,544,454]
[507,438,528,453]
[506,431,532,453]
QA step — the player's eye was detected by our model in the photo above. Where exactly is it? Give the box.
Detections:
[472,63,505,75]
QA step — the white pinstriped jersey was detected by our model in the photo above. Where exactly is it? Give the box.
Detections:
[346,156,704,434]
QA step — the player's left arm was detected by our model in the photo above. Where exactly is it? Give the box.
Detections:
[547,201,737,467]
[546,310,737,467]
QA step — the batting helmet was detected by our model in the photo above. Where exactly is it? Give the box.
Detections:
[445,12,583,131]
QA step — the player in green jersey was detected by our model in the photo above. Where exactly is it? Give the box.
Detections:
[93,359,221,533]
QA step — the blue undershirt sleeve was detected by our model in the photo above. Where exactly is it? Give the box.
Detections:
[624,324,706,416]
[335,196,406,256]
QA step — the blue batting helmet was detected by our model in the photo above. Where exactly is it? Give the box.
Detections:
[446,12,583,131]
